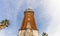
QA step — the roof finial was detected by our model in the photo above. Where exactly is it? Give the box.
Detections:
[25,7,33,11]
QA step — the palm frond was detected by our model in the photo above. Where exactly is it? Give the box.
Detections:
[0,19,10,30]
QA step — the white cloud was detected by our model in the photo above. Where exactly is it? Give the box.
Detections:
[44,0,60,36]
[26,0,42,9]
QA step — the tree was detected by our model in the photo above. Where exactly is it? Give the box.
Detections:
[0,19,10,30]
[4,19,10,27]
[42,32,48,36]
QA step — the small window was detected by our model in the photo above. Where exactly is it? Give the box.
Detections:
[27,22,30,25]
[28,15,30,16]
[28,13,30,14]
[28,18,30,20]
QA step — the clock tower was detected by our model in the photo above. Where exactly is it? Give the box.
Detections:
[18,8,39,36]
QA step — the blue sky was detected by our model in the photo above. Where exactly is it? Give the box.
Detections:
[0,0,60,36]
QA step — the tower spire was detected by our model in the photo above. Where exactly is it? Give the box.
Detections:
[20,8,37,30]
[18,8,39,36]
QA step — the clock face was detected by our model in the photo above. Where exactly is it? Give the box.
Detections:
[24,29,33,36]
[27,29,31,32]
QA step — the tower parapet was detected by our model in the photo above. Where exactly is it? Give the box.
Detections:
[25,8,33,11]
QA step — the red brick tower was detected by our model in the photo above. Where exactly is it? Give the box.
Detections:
[18,8,39,36]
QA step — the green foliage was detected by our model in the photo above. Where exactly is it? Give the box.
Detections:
[42,32,48,36]
[5,19,10,27]
[1,20,5,24]
[0,19,10,27]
